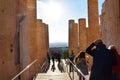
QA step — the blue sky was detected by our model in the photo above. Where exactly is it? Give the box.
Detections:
[37,0,105,43]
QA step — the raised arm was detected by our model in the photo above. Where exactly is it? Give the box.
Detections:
[86,42,95,56]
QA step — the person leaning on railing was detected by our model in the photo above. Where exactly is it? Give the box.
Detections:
[74,51,88,80]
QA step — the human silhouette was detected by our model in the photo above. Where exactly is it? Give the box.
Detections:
[69,50,75,72]
[57,63,64,72]
[75,51,88,80]
[86,39,115,80]
[51,63,56,72]
[51,51,55,64]
[63,50,69,61]
[108,45,120,80]
[57,51,61,64]
[47,52,50,64]
[46,52,50,72]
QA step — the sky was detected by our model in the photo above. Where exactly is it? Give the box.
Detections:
[37,0,105,43]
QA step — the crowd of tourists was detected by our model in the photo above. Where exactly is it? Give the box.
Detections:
[70,39,120,80]
[47,39,120,80]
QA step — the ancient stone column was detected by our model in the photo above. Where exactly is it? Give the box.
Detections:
[45,24,49,53]
[78,18,87,51]
[72,23,79,55]
[68,20,74,53]
[0,0,18,80]
[44,23,48,58]
[87,0,100,44]
[36,19,43,67]
[38,21,47,67]
[36,20,49,70]
[47,25,49,52]
[42,23,47,60]
[26,0,37,79]
[79,18,93,70]
[27,0,37,62]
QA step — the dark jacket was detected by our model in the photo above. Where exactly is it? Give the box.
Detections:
[86,42,114,80]
[69,53,74,62]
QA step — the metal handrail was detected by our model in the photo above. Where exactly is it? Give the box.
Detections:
[11,59,38,80]
[67,59,88,80]
[40,58,49,73]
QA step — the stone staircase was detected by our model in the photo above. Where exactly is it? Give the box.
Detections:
[35,59,90,80]
[35,60,70,80]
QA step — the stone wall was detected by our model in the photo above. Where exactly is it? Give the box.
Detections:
[100,0,120,54]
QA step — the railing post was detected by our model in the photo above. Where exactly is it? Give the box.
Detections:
[66,59,88,80]
[66,59,68,73]
[72,68,74,80]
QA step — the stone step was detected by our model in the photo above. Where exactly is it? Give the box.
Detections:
[35,73,70,80]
